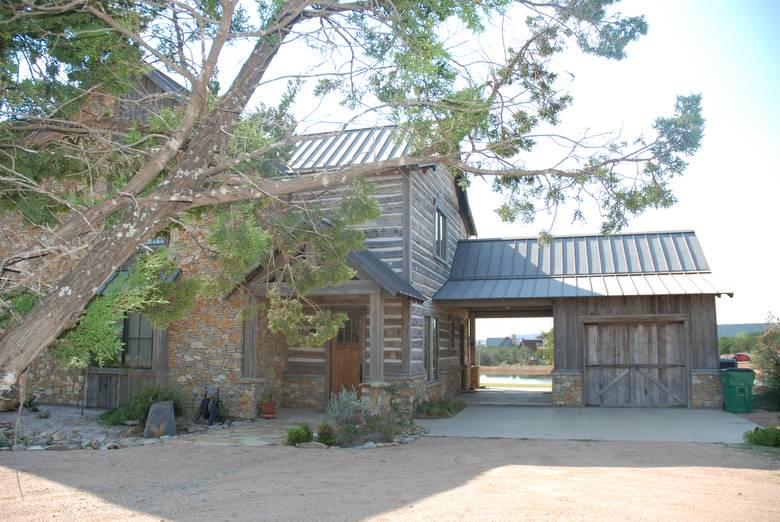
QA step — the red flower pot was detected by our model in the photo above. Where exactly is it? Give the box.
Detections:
[258,401,277,419]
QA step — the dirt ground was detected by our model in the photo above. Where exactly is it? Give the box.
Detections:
[1,438,778,521]
[740,410,780,428]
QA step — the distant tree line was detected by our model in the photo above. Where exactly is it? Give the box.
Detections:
[479,329,553,366]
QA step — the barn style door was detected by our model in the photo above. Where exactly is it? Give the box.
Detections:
[584,320,687,407]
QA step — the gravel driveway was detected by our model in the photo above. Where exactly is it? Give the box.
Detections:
[1,438,778,521]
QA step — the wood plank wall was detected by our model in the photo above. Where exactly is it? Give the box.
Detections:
[290,172,405,273]
[408,166,468,375]
[553,295,719,371]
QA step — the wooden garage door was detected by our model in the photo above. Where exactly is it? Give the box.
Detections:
[584,321,687,407]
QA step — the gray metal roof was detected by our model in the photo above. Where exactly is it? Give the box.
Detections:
[347,250,425,301]
[289,126,411,172]
[434,231,732,300]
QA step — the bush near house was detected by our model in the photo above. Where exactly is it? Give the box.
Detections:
[744,427,780,447]
[413,400,466,419]
[753,318,780,411]
[324,389,404,447]
[99,385,187,426]
[316,421,337,446]
[283,424,313,446]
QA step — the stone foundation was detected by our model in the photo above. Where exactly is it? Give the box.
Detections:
[691,370,722,408]
[552,371,583,406]
[281,375,325,410]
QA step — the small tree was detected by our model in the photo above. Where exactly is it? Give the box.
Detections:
[753,315,780,410]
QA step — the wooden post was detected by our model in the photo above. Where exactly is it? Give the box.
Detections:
[369,291,385,383]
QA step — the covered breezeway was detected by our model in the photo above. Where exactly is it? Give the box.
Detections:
[434,231,733,409]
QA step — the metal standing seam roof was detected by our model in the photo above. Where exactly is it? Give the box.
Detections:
[434,231,733,300]
[347,250,425,301]
[288,126,411,172]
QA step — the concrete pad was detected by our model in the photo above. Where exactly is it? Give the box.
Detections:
[417,405,761,443]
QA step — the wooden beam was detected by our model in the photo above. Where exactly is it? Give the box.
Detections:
[369,291,385,382]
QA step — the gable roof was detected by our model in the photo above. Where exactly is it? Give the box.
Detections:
[288,126,477,236]
[434,231,733,300]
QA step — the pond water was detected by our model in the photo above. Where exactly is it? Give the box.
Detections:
[480,373,552,388]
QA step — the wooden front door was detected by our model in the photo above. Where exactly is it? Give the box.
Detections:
[584,321,687,407]
[330,314,363,396]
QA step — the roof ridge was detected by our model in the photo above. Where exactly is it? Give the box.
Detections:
[297,124,398,140]
[460,230,698,242]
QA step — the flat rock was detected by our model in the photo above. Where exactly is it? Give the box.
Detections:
[296,441,328,449]
[143,401,176,438]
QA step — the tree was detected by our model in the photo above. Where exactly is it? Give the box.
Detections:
[0,0,704,389]
[538,328,554,364]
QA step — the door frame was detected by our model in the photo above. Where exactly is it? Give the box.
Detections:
[325,309,366,404]
[579,314,691,408]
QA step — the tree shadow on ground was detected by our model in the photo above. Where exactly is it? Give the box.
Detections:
[1,437,779,521]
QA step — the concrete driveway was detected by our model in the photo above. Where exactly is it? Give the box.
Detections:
[417,405,761,443]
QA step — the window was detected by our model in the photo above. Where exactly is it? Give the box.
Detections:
[434,207,447,259]
[423,316,431,378]
[337,317,360,344]
[118,312,154,369]
[432,317,439,380]
[423,315,439,381]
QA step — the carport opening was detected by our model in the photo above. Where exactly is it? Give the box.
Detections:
[475,315,553,406]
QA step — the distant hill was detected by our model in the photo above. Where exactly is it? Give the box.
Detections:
[718,323,766,338]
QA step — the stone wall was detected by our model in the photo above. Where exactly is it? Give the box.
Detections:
[691,370,722,408]
[26,352,84,406]
[552,371,583,406]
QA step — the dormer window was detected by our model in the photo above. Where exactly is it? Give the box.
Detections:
[435,207,447,260]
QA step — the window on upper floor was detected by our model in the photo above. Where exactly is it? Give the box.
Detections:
[435,207,447,260]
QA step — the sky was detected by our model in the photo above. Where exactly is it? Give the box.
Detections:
[215,1,780,338]
[472,0,780,337]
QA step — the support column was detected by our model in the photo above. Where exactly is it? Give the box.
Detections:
[362,292,388,413]
[468,314,478,389]
[368,291,385,383]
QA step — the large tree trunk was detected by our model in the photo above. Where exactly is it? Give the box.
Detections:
[0,0,311,389]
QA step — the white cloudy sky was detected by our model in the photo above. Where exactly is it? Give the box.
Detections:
[216,1,780,337]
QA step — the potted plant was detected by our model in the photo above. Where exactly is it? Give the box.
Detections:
[258,391,277,419]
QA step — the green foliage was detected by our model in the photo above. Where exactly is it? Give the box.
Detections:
[207,204,273,294]
[413,400,465,419]
[744,427,780,447]
[283,424,313,446]
[99,385,186,426]
[0,289,39,331]
[316,421,337,446]
[53,248,199,368]
[719,332,762,355]
[479,345,537,366]
[752,316,780,411]
[324,389,404,446]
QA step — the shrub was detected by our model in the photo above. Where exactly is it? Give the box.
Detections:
[414,400,466,419]
[325,389,369,446]
[99,385,186,426]
[284,424,313,446]
[316,421,337,446]
[744,427,780,447]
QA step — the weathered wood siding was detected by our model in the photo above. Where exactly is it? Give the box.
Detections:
[407,166,468,376]
[553,295,718,372]
[117,75,181,121]
[290,172,405,273]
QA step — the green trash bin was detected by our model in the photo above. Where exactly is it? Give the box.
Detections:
[720,368,755,413]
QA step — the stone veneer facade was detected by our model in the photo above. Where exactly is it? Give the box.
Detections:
[551,371,583,406]
[690,370,722,408]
